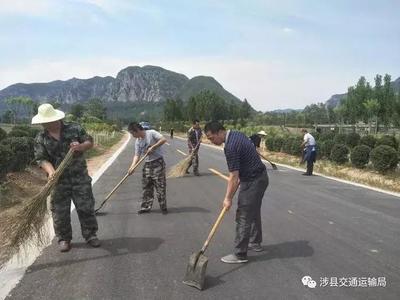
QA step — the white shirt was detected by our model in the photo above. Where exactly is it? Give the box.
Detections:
[303,133,316,146]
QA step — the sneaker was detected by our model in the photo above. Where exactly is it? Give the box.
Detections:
[193,171,200,176]
[248,243,264,252]
[138,208,151,214]
[302,173,311,176]
[59,240,71,252]
[87,237,101,248]
[161,208,168,215]
[220,254,248,264]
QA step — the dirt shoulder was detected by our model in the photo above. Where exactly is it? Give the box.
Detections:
[0,132,129,213]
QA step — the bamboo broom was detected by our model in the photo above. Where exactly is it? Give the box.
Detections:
[168,143,201,178]
[0,149,75,269]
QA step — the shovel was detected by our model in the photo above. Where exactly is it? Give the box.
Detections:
[95,153,148,214]
[183,206,228,290]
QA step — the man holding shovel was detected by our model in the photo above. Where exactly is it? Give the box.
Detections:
[204,121,269,263]
[128,122,168,214]
[32,103,100,252]
[186,119,202,176]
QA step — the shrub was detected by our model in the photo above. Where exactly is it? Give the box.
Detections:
[290,136,303,156]
[318,140,335,159]
[345,132,361,148]
[360,135,376,149]
[7,128,31,137]
[273,136,285,152]
[0,128,7,141]
[0,144,13,180]
[350,145,371,168]
[330,144,349,164]
[376,135,399,150]
[265,137,274,151]
[319,131,335,142]
[334,133,347,144]
[0,137,34,171]
[370,145,399,173]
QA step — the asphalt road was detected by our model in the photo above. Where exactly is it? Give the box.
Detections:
[6,137,400,300]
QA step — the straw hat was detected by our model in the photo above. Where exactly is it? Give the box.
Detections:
[31,103,65,124]
[257,130,267,136]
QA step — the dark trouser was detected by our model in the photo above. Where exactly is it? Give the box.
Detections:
[235,171,269,258]
[305,146,317,175]
[51,180,98,242]
[141,158,167,210]
[186,150,199,173]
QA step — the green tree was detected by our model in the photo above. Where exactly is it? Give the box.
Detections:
[70,103,86,119]
[86,98,107,120]
[363,98,380,134]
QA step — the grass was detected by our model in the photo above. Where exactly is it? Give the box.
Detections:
[86,132,124,158]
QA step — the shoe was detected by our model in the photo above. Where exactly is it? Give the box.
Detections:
[87,237,101,248]
[221,254,248,264]
[248,243,264,252]
[194,172,200,176]
[161,208,168,215]
[59,240,71,252]
[138,208,151,214]
[302,173,311,176]
[185,170,190,174]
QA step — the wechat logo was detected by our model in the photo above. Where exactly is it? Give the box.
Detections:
[302,276,317,289]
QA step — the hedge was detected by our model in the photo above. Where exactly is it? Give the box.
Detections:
[360,135,376,149]
[0,137,35,171]
[319,132,335,142]
[370,145,399,173]
[345,132,361,148]
[333,134,347,145]
[376,135,399,150]
[330,144,349,164]
[0,128,7,141]
[0,144,13,180]
[350,145,371,168]
[318,140,335,159]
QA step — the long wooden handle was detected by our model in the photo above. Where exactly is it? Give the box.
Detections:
[200,206,228,253]
[95,154,148,212]
[105,154,148,200]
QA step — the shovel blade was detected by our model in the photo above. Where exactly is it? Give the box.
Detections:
[182,251,209,290]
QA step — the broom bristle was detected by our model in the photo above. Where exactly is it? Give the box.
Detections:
[167,155,192,178]
[0,150,75,269]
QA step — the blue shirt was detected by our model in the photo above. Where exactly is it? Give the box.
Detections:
[224,130,266,181]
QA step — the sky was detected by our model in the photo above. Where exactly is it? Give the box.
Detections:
[0,0,399,111]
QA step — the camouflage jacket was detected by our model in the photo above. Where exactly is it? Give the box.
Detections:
[34,122,93,182]
[187,127,202,150]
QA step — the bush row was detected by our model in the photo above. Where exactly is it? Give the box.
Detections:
[265,134,399,173]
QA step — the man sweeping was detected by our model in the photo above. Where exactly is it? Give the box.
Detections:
[186,119,202,176]
[300,129,317,176]
[128,122,168,214]
[32,103,100,252]
[249,130,267,151]
[204,121,269,263]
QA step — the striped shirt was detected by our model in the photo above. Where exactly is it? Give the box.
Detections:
[224,130,266,181]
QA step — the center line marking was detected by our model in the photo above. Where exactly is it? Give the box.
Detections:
[177,149,187,156]
[209,168,229,181]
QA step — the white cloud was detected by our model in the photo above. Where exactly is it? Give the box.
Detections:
[282,27,294,33]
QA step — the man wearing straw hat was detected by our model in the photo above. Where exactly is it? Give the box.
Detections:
[204,121,269,264]
[249,130,267,150]
[32,103,100,252]
[186,119,202,176]
[128,122,168,214]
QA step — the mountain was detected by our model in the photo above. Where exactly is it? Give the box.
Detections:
[177,76,240,104]
[325,93,347,108]
[0,65,242,109]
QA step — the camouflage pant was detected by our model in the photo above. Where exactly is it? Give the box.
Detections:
[51,178,98,242]
[186,150,199,173]
[141,158,167,210]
